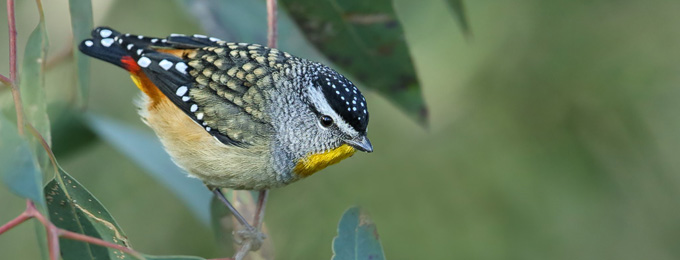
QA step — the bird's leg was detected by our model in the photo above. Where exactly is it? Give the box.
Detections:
[212,188,254,229]
[212,188,266,255]
[253,190,269,229]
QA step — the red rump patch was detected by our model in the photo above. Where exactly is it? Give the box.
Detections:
[120,56,140,72]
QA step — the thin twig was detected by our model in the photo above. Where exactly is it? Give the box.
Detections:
[59,229,145,259]
[0,73,10,85]
[0,211,31,235]
[7,0,16,83]
[6,0,24,134]
[1,200,146,260]
[267,0,278,48]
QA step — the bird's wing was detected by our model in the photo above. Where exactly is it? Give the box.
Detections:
[79,27,279,146]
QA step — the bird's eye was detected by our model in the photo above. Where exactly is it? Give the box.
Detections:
[319,115,334,127]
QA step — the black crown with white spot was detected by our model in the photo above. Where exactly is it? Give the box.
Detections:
[315,68,369,133]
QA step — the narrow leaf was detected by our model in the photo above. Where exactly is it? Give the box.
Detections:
[0,115,45,206]
[280,0,428,124]
[20,1,51,169]
[176,0,428,124]
[45,167,133,260]
[443,0,471,36]
[85,114,212,226]
[68,0,93,107]
[332,207,386,260]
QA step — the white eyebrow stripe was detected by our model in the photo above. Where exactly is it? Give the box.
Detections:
[307,85,358,137]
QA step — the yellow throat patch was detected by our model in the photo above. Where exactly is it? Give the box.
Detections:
[294,144,356,177]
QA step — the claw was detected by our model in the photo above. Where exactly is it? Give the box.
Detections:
[233,227,267,251]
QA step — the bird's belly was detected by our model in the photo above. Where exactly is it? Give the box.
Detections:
[138,94,286,190]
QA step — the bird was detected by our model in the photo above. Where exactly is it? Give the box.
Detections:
[78,27,372,256]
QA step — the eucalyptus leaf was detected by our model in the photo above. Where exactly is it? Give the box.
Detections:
[85,114,212,226]
[20,2,51,168]
[332,207,386,260]
[176,0,428,124]
[68,0,94,107]
[44,167,133,260]
[280,0,428,124]
[0,115,45,207]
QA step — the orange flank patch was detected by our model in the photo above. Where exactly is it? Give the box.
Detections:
[294,144,356,177]
[129,71,166,109]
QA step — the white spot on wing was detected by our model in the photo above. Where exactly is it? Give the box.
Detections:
[196,112,204,120]
[100,29,112,38]
[159,59,173,70]
[137,35,144,39]
[84,40,93,47]
[136,49,143,56]
[126,44,134,50]
[137,57,151,68]
[150,38,158,43]
[100,38,114,47]
[193,34,207,38]
[175,62,188,74]
[176,86,188,96]
[182,96,191,102]
[190,104,198,112]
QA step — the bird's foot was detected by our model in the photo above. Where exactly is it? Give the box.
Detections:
[233,226,266,251]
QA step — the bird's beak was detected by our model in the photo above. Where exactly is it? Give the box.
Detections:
[345,136,373,153]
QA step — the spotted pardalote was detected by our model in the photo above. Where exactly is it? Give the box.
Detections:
[79,27,372,190]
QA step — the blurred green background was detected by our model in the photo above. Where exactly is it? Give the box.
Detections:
[3,0,680,259]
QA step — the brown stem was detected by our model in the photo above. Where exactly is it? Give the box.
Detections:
[0,211,31,235]
[6,0,24,134]
[7,0,16,83]
[267,0,278,48]
[59,229,144,260]
[0,73,10,85]
[1,200,146,260]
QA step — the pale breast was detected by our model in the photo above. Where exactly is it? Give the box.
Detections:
[138,94,284,190]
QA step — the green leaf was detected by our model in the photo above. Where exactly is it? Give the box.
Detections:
[443,0,471,36]
[0,115,45,206]
[85,114,212,226]
[20,1,51,169]
[142,255,206,260]
[332,207,386,260]
[280,0,428,124]
[176,0,428,124]
[45,167,133,260]
[68,0,93,107]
